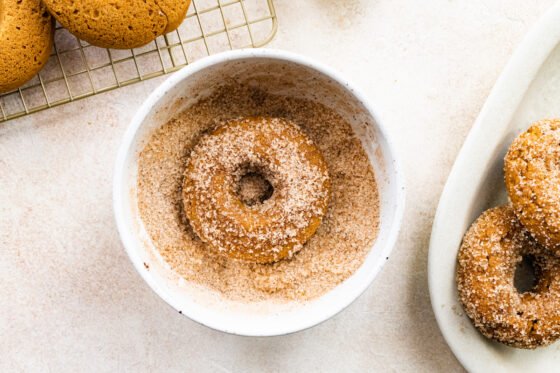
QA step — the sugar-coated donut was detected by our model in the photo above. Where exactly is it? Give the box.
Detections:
[183,117,331,264]
[0,0,54,93]
[457,205,560,349]
[505,119,560,253]
[43,0,191,49]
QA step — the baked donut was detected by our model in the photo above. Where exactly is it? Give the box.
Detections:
[457,205,560,349]
[505,119,560,253]
[42,0,191,49]
[0,0,54,93]
[183,117,331,264]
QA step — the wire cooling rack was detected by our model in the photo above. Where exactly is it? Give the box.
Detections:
[0,0,276,122]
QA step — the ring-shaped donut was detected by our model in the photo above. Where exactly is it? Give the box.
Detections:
[182,116,331,264]
[457,205,560,349]
[42,0,190,49]
[505,119,560,253]
[0,0,54,93]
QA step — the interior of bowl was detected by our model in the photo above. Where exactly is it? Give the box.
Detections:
[114,51,403,336]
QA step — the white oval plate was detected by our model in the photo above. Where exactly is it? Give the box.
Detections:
[429,3,560,372]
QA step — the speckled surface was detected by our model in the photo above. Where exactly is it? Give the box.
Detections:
[0,0,556,371]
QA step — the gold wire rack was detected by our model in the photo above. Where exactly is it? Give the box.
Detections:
[0,0,277,122]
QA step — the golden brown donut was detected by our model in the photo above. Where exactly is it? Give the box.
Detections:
[457,205,560,349]
[183,117,331,264]
[504,119,560,253]
[42,0,191,49]
[0,0,54,93]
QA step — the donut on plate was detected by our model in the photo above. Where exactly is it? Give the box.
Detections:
[183,117,331,264]
[457,205,560,349]
[42,0,191,49]
[504,119,560,253]
[0,0,54,93]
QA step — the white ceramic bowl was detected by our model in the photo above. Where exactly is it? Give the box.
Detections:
[113,49,405,336]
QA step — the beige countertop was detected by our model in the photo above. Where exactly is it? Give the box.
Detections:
[1,0,556,371]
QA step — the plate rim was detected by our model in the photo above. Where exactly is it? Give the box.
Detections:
[428,3,560,372]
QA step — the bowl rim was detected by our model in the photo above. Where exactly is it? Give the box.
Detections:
[113,48,406,336]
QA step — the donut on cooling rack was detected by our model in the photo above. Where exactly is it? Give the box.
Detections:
[42,0,191,49]
[457,205,560,349]
[182,116,331,264]
[504,119,560,254]
[0,0,54,93]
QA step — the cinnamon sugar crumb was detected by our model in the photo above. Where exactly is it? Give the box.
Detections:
[137,84,380,302]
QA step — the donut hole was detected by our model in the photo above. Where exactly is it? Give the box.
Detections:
[514,254,539,293]
[236,170,274,206]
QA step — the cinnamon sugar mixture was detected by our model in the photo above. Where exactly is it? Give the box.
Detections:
[137,84,380,302]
